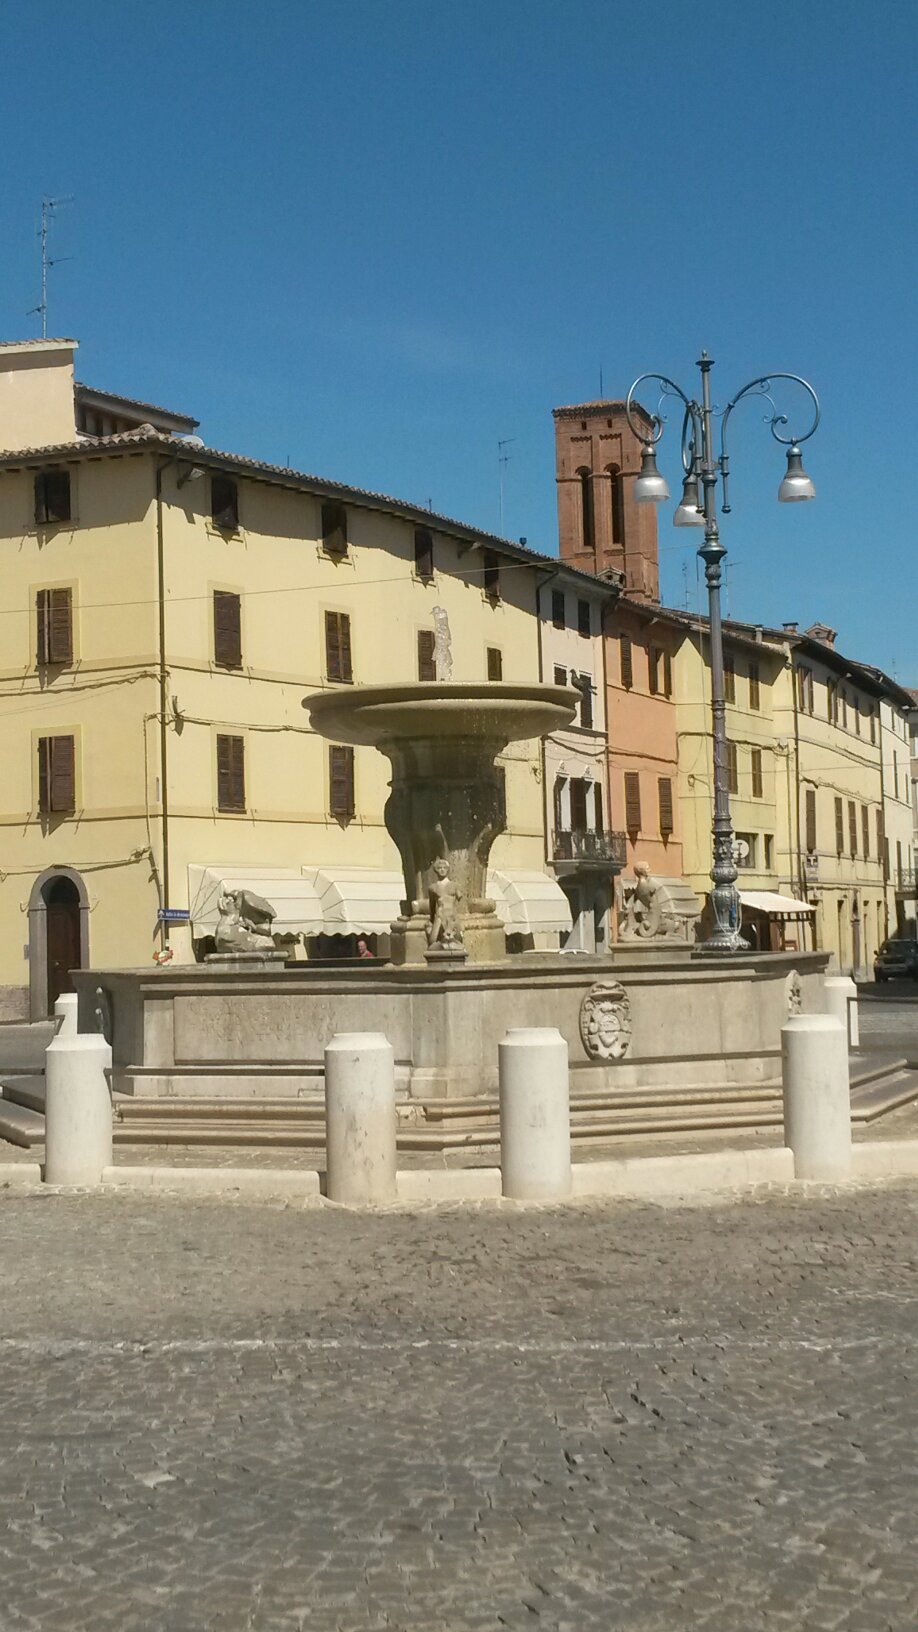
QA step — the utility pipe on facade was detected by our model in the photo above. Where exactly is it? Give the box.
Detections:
[625,355,819,953]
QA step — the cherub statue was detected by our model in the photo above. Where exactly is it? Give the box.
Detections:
[426,857,464,949]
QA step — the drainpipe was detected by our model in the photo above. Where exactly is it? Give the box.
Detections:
[600,595,619,943]
[879,701,889,941]
[790,647,804,913]
[155,457,177,933]
[535,569,559,871]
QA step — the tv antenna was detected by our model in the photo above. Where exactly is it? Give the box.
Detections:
[28,196,74,338]
[498,437,515,533]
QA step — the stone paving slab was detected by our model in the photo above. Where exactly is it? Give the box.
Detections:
[2,1182,917,1629]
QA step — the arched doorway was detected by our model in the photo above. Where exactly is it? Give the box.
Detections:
[27,867,90,1019]
[46,877,81,1008]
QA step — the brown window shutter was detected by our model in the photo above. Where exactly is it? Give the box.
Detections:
[325,611,353,682]
[329,745,355,820]
[648,648,659,695]
[848,800,857,857]
[217,734,245,812]
[726,741,738,795]
[835,797,844,854]
[749,663,760,710]
[552,776,564,834]
[417,629,436,681]
[751,748,763,799]
[805,788,817,852]
[624,771,642,833]
[620,635,633,689]
[862,804,869,859]
[213,591,242,668]
[49,588,73,664]
[663,651,672,697]
[37,736,50,814]
[724,659,735,704]
[487,647,503,682]
[593,782,603,832]
[36,590,50,666]
[41,734,75,812]
[658,776,674,835]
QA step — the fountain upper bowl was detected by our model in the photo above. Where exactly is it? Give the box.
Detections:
[303,682,579,747]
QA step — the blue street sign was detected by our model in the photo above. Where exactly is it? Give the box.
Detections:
[157,908,190,922]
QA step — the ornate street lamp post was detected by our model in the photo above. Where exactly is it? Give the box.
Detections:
[625,355,820,953]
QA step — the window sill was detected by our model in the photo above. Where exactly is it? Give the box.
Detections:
[206,523,245,542]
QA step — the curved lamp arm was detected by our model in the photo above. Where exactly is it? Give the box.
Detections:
[719,373,820,512]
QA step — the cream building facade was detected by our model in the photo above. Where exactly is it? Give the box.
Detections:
[0,339,590,1017]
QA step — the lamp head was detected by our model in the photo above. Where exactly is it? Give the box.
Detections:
[778,444,816,503]
[673,472,705,527]
[633,443,670,503]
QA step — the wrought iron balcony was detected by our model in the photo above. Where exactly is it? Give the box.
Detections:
[552,828,627,866]
[896,866,917,894]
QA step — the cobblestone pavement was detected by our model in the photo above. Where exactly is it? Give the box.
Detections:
[2,1182,918,1630]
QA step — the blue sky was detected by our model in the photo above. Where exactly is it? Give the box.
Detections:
[1,0,914,675]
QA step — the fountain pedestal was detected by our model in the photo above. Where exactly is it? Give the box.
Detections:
[303,683,578,964]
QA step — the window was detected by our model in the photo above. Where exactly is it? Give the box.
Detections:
[649,647,673,698]
[329,745,355,822]
[805,788,817,853]
[620,635,633,689]
[321,501,348,557]
[835,796,844,855]
[894,756,899,800]
[579,469,594,552]
[573,674,593,729]
[577,599,591,638]
[827,679,838,724]
[213,590,242,668]
[593,781,603,832]
[876,807,884,863]
[658,776,674,836]
[34,469,71,526]
[624,771,641,834]
[609,466,624,546]
[551,590,565,630]
[854,698,861,736]
[486,646,503,682]
[552,775,564,834]
[797,665,814,714]
[841,691,848,729]
[413,528,434,580]
[325,611,353,682]
[764,833,774,869]
[37,734,75,814]
[569,777,588,831]
[482,549,500,603]
[862,804,870,859]
[36,587,73,666]
[417,629,436,682]
[553,664,567,687]
[869,708,876,744]
[749,662,760,711]
[726,741,738,795]
[848,800,857,857]
[216,734,245,812]
[211,476,239,532]
[751,747,763,799]
[724,658,735,704]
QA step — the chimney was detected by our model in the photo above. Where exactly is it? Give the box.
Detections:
[0,340,78,452]
[804,622,837,648]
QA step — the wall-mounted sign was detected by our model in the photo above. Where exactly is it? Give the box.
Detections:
[157,908,190,923]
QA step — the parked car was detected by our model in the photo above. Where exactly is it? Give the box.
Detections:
[874,938,918,982]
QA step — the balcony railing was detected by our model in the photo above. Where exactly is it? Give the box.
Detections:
[896,867,917,894]
[552,828,627,865]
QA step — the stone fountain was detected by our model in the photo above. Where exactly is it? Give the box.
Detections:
[303,682,577,964]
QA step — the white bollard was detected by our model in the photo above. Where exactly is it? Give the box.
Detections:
[499,1027,571,1201]
[53,992,79,1038]
[324,1032,397,1205]
[782,1013,852,1181]
[44,1034,113,1186]
[824,974,859,1048]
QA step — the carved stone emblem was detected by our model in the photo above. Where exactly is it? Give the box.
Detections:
[579,981,633,1061]
[785,970,802,1016]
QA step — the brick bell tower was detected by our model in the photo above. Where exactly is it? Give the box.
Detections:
[553,399,660,603]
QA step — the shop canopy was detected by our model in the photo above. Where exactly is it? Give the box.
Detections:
[739,891,816,919]
[488,870,573,934]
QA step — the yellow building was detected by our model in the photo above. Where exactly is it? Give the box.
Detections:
[0,339,580,1017]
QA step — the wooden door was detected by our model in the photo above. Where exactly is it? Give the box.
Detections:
[46,880,81,1011]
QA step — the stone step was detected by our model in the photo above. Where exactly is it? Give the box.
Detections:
[850,1069,918,1122]
[1,1075,46,1115]
[0,1096,47,1148]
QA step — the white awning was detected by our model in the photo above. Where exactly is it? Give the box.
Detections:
[488,869,573,933]
[188,866,325,936]
[739,891,816,918]
[301,867,404,935]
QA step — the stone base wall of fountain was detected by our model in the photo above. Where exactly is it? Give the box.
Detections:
[74,949,830,1102]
